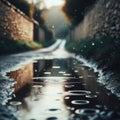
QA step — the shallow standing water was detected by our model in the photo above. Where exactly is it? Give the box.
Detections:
[6,40,120,120]
[7,57,120,120]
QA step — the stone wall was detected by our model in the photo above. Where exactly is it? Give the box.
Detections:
[7,63,33,92]
[72,0,120,40]
[0,0,36,41]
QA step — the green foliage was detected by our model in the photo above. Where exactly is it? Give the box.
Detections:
[7,0,35,18]
[0,39,42,55]
[65,37,120,72]
[62,0,96,25]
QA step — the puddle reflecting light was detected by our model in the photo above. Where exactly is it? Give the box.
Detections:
[44,72,51,75]
[74,70,78,73]
[9,101,22,106]
[75,108,100,116]
[68,90,91,94]
[63,73,71,76]
[52,66,61,69]
[33,85,43,88]
[86,94,98,98]
[64,85,75,88]
[64,96,70,100]
[79,76,83,79]
[95,105,104,109]
[71,100,90,105]
[9,101,22,111]
[59,71,66,74]
[67,107,75,110]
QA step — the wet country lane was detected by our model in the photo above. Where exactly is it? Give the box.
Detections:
[6,40,120,120]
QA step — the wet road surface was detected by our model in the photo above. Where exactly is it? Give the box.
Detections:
[5,40,120,120]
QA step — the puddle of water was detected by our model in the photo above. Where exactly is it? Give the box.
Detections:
[52,66,61,69]
[85,94,98,99]
[68,90,91,94]
[71,100,90,105]
[75,108,100,116]
[7,58,120,120]
[44,72,52,75]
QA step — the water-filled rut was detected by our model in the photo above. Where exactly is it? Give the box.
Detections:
[7,58,120,120]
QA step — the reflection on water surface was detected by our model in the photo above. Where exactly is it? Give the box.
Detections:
[7,58,120,120]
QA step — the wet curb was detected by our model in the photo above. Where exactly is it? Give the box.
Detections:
[0,74,17,119]
[75,55,120,98]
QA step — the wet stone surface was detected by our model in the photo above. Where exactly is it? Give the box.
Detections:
[6,58,120,120]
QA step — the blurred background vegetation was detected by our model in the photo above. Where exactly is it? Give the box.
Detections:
[65,37,120,73]
[63,0,120,74]
[62,0,96,25]
[0,39,42,55]
[0,0,54,55]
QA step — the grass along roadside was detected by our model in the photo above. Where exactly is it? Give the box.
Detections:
[0,39,42,55]
[65,37,120,73]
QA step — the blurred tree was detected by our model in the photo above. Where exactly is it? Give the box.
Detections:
[33,8,53,41]
[33,8,45,26]
[62,0,96,25]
